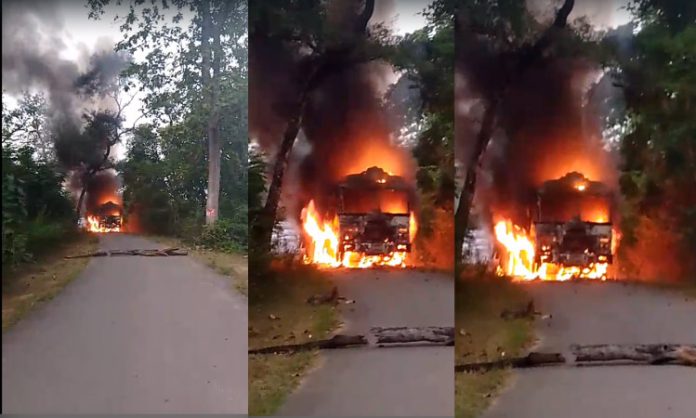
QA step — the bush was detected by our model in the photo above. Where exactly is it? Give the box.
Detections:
[196,217,247,253]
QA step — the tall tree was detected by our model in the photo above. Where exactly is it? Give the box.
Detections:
[610,0,696,279]
[454,0,576,258]
[249,0,382,255]
[88,0,248,224]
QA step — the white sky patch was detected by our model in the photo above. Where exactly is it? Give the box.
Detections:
[2,0,192,161]
[390,0,432,35]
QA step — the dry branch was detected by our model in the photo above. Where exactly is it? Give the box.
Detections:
[248,334,368,354]
[306,286,339,305]
[65,247,188,259]
[456,352,566,372]
[500,300,543,320]
[371,326,455,345]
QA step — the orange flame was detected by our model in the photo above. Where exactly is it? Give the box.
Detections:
[86,215,121,233]
[300,199,412,269]
[494,219,608,281]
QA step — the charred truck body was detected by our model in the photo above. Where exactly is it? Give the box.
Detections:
[334,167,415,258]
[532,172,613,268]
[94,201,122,231]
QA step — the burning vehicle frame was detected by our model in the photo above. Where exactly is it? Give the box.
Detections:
[84,200,123,233]
[301,167,417,269]
[494,172,615,281]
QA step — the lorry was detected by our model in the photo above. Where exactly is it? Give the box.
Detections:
[333,167,415,259]
[94,201,122,231]
[532,172,613,268]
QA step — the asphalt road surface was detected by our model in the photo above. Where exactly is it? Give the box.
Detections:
[279,269,454,416]
[482,281,696,418]
[2,234,247,414]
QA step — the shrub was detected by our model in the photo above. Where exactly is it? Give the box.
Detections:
[196,217,247,253]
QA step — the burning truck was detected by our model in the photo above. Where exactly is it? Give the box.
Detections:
[494,172,615,281]
[301,167,417,268]
[85,201,122,233]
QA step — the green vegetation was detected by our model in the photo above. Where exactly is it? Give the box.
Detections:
[90,0,249,253]
[610,1,696,282]
[393,4,455,270]
[455,271,534,418]
[2,233,98,331]
[248,266,339,416]
[2,96,77,269]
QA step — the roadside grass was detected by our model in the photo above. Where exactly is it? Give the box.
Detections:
[2,233,99,332]
[148,235,248,296]
[248,265,340,416]
[455,268,534,418]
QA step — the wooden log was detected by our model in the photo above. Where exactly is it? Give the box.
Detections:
[65,247,188,258]
[371,326,455,345]
[64,251,109,259]
[306,286,339,305]
[456,352,566,372]
[249,334,368,355]
[572,344,696,366]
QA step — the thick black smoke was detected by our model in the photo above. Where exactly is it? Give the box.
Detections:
[250,1,416,222]
[456,1,620,227]
[2,0,129,212]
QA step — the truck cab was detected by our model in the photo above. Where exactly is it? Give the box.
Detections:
[532,172,613,267]
[335,167,414,258]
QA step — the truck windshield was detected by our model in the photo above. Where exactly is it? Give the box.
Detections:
[341,188,409,214]
[538,193,610,223]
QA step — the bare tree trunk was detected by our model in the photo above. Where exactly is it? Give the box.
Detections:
[254,107,305,254]
[454,98,499,259]
[253,0,376,254]
[200,0,219,225]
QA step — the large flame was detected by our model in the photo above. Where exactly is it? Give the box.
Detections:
[86,215,121,233]
[301,199,412,269]
[85,197,122,233]
[493,219,608,281]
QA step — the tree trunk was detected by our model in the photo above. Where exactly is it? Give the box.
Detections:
[200,0,219,225]
[253,0,377,254]
[371,326,454,345]
[249,334,368,355]
[572,344,696,365]
[454,98,498,259]
[254,108,305,254]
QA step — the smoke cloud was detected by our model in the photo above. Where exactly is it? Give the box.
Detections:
[456,1,620,227]
[250,1,417,223]
[2,0,129,212]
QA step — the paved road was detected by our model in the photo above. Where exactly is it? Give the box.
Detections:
[2,234,247,414]
[279,269,454,416]
[483,281,696,418]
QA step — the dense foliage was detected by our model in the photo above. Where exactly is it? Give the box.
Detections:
[2,94,77,269]
[612,0,696,280]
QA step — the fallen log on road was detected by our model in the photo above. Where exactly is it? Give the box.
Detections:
[456,352,566,373]
[65,248,188,258]
[456,344,696,372]
[250,326,455,354]
[371,326,455,345]
[249,334,368,354]
[571,344,696,366]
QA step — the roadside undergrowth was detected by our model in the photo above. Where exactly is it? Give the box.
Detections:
[2,232,99,331]
[455,267,534,418]
[248,264,339,416]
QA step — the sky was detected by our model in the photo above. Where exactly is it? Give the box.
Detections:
[4,0,631,160]
[4,0,431,160]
